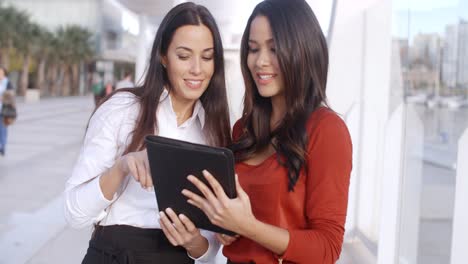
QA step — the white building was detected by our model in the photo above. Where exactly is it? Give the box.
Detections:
[442,20,468,89]
[411,33,441,70]
[457,20,468,88]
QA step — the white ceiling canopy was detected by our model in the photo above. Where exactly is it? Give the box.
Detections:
[114,0,334,45]
[116,0,176,18]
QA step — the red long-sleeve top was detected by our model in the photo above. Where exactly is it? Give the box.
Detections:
[223,107,353,264]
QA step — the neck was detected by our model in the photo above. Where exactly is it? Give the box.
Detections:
[169,92,196,126]
[270,94,286,130]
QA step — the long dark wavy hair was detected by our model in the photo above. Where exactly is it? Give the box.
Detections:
[96,2,231,152]
[231,0,329,191]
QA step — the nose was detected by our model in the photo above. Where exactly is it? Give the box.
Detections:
[255,49,270,68]
[189,57,202,75]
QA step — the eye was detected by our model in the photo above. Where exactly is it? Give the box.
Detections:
[177,54,190,60]
[248,46,259,53]
[270,47,276,53]
[202,53,214,61]
[202,56,213,61]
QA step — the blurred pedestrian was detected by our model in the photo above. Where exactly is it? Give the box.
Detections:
[115,71,134,89]
[91,72,105,106]
[104,81,114,96]
[0,66,15,156]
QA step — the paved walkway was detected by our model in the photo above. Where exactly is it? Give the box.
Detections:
[0,96,94,264]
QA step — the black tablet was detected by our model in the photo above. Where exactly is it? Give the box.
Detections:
[145,135,237,235]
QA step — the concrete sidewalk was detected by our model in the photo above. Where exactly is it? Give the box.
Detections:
[0,96,94,264]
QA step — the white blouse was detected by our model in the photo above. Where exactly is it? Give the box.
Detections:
[64,90,219,262]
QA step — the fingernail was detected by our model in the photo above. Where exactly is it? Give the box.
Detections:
[159,211,164,217]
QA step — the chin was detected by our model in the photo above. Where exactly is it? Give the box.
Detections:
[182,89,205,101]
[257,88,280,98]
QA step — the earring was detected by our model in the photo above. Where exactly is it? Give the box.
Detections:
[162,63,166,68]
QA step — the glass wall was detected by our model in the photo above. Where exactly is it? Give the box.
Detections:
[394,0,468,263]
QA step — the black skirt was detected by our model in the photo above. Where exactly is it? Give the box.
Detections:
[82,225,194,264]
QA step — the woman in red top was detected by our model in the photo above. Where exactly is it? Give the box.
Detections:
[182,0,352,263]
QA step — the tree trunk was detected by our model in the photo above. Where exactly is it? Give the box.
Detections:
[0,39,14,69]
[0,47,10,70]
[19,54,31,96]
[60,64,71,96]
[47,63,59,96]
[37,57,47,96]
[71,63,80,95]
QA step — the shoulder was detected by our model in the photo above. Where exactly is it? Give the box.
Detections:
[306,107,347,132]
[91,92,139,125]
[306,107,352,149]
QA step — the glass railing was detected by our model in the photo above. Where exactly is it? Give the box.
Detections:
[394,0,468,263]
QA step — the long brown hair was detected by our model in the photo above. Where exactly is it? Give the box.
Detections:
[96,2,231,153]
[231,0,329,191]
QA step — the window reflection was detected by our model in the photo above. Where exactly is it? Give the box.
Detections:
[395,1,468,263]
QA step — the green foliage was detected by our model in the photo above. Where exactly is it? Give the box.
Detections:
[0,2,95,66]
[0,2,96,95]
[56,25,95,64]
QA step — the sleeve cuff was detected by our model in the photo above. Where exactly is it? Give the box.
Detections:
[188,230,221,262]
[276,228,295,261]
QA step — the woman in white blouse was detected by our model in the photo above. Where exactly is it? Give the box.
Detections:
[64,3,231,263]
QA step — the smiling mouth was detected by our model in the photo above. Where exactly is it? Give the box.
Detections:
[257,74,275,79]
[184,79,203,89]
[256,73,277,84]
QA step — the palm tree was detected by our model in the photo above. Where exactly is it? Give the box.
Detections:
[47,38,61,96]
[0,4,30,70]
[16,20,41,95]
[55,27,74,96]
[34,27,54,96]
[56,26,94,96]
[0,3,95,97]
[68,26,94,95]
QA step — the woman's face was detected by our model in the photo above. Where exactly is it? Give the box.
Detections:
[162,24,215,103]
[247,16,285,98]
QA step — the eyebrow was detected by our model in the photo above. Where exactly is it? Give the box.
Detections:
[175,46,214,52]
[248,39,274,44]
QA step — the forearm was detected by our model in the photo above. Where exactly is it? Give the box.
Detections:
[99,159,126,200]
[241,219,290,255]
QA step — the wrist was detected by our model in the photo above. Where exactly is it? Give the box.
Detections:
[113,157,127,180]
[99,157,128,201]
[239,216,260,239]
[185,234,208,258]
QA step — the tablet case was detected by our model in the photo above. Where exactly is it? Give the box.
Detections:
[145,135,237,235]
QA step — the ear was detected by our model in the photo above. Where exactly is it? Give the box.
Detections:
[161,56,168,68]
